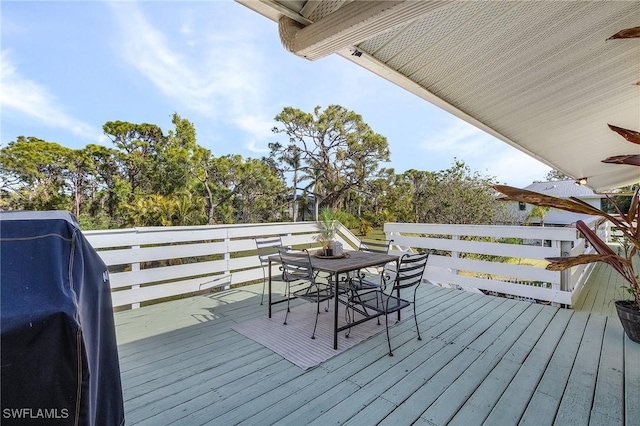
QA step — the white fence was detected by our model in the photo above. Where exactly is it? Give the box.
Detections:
[385,219,606,306]
[84,222,358,308]
[85,219,606,309]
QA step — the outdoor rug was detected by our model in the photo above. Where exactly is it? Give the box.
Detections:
[231,301,409,370]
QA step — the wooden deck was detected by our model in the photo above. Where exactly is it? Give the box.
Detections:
[115,263,640,425]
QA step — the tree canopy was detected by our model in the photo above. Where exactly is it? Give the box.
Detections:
[1,106,513,229]
[269,105,390,215]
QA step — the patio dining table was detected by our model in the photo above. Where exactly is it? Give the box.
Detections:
[268,250,400,349]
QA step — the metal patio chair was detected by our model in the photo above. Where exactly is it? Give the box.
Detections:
[278,247,334,339]
[343,239,394,329]
[255,235,284,305]
[351,252,429,356]
[278,247,333,339]
[355,239,394,287]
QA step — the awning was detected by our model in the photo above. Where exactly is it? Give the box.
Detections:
[237,0,640,191]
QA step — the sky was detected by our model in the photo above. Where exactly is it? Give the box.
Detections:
[0,1,552,188]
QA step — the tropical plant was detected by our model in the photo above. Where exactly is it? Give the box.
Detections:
[494,182,639,307]
[495,122,640,310]
[525,205,550,226]
[315,207,339,250]
[358,218,373,237]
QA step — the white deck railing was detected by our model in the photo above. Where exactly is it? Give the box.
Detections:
[386,219,605,306]
[84,222,357,308]
[85,220,605,309]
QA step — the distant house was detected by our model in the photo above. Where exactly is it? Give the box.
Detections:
[285,194,316,222]
[512,180,603,226]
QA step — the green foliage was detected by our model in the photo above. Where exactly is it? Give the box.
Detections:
[544,169,571,181]
[315,207,351,247]
[0,136,76,211]
[358,218,373,237]
[0,115,289,228]
[525,205,550,225]
[2,108,515,232]
[396,160,509,225]
[77,212,115,230]
[271,104,390,212]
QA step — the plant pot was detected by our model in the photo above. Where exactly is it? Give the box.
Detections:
[615,300,640,343]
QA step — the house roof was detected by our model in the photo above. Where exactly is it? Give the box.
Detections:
[523,180,599,199]
[236,0,640,192]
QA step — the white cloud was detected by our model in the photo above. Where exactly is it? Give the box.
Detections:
[234,114,275,152]
[109,1,274,148]
[483,150,551,187]
[244,140,270,155]
[417,116,550,186]
[0,50,105,143]
[109,4,214,114]
[420,118,489,154]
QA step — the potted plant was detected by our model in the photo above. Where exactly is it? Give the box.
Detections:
[494,181,639,342]
[316,207,339,256]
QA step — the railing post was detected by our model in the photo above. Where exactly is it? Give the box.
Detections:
[551,239,572,307]
[224,234,231,290]
[451,234,459,275]
[131,245,140,309]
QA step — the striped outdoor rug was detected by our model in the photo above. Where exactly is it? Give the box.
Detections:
[232,300,408,370]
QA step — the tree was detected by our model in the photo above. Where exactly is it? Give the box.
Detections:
[526,205,550,226]
[230,157,287,223]
[298,165,324,220]
[0,137,74,211]
[545,169,571,181]
[400,160,510,225]
[268,144,302,221]
[84,144,129,224]
[606,184,638,214]
[63,149,94,216]
[203,155,286,224]
[187,146,217,224]
[102,120,165,200]
[150,113,199,196]
[271,105,390,213]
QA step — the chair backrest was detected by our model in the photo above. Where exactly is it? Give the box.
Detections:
[393,252,429,290]
[255,236,283,266]
[358,239,393,254]
[277,247,315,281]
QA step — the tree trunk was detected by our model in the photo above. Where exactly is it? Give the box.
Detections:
[292,170,298,222]
[205,183,215,225]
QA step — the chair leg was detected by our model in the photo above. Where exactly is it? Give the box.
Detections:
[260,279,265,305]
[345,290,355,338]
[283,283,291,325]
[385,313,393,356]
[311,298,320,339]
[324,278,331,312]
[413,301,421,341]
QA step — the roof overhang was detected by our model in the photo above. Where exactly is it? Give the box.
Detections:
[237,0,640,191]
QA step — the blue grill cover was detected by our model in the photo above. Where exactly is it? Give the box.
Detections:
[1,211,124,425]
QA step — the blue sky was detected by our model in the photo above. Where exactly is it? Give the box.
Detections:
[1,1,551,187]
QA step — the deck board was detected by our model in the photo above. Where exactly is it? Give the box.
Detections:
[555,314,607,425]
[419,303,539,426]
[114,270,639,425]
[591,318,625,425]
[625,339,640,421]
[447,305,557,425]
[519,311,589,425]
[483,308,573,425]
